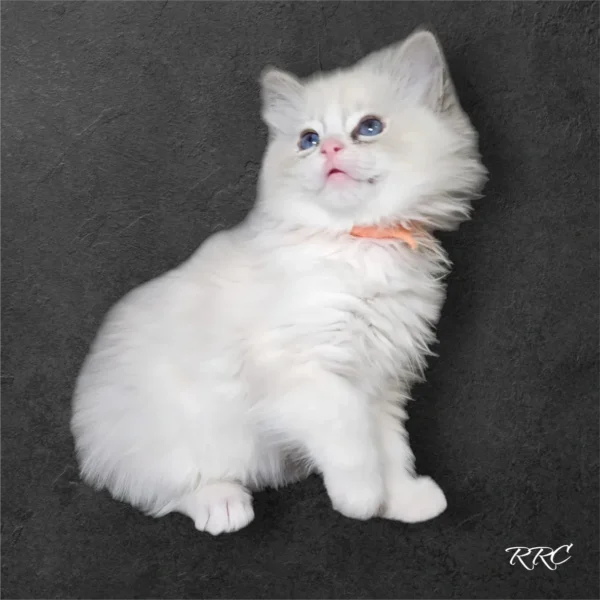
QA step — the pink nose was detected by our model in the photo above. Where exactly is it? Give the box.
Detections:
[320,138,345,157]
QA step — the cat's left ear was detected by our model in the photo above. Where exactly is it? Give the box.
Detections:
[360,28,456,112]
[260,67,305,134]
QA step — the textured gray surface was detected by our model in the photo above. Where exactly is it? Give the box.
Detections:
[2,1,599,598]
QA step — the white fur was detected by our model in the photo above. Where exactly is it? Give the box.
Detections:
[71,29,487,534]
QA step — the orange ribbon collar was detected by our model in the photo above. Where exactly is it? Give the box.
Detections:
[349,222,426,250]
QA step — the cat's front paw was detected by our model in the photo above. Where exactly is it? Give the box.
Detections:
[325,469,384,521]
[383,475,447,523]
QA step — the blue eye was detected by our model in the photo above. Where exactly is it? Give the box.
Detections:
[357,117,384,137]
[299,130,320,150]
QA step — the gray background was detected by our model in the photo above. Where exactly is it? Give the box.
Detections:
[2,1,598,598]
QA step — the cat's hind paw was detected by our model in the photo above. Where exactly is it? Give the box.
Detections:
[175,481,254,535]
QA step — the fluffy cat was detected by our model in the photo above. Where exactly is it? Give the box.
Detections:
[71,28,487,535]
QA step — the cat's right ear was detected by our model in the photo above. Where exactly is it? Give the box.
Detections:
[260,67,304,135]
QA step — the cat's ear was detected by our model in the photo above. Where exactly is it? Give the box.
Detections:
[361,28,454,111]
[260,67,305,134]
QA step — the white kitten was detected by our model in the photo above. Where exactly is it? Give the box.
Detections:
[71,28,487,535]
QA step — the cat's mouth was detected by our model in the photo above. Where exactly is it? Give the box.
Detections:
[326,167,378,185]
[326,167,364,185]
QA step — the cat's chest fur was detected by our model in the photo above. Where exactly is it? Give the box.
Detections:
[248,233,448,389]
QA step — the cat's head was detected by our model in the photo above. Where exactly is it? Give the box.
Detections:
[255,28,487,232]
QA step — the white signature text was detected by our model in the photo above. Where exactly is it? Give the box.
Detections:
[505,544,573,570]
